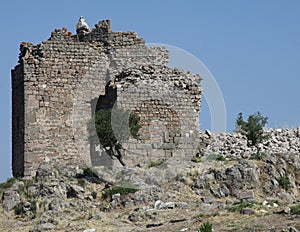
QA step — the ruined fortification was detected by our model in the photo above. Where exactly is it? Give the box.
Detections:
[12,17,202,177]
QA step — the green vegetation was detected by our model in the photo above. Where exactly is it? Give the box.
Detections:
[191,155,202,163]
[83,167,98,178]
[250,152,266,160]
[148,159,165,168]
[30,200,37,218]
[235,112,268,147]
[17,179,35,199]
[91,191,97,199]
[0,177,19,192]
[290,204,300,214]
[193,212,219,219]
[76,167,102,184]
[277,176,292,190]
[192,213,205,219]
[14,200,37,218]
[198,222,213,232]
[77,178,86,188]
[226,202,256,212]
[215,154,226,161]
[89,108,141,166]
[102,183,139,199]
[14,202,26,216]
[207,153,226,161]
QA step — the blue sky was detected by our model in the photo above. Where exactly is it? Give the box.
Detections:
[1,1,300,182]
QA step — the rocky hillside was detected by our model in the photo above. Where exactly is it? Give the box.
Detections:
[1,149,300,231]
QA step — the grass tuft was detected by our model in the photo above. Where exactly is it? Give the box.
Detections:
[102,183,139,199]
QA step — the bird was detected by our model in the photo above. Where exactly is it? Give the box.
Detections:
[76,16,90,34]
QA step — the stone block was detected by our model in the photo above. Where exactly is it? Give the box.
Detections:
[161,143,175,150]
[148,149,165,158]
[136,143,153,150]
[26,112,36,123]
[239,190,255,202]
[240,208,255,215]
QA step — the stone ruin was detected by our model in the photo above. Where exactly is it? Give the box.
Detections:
[11,17,202,177]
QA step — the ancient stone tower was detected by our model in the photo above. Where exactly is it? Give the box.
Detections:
[12,17,202,177]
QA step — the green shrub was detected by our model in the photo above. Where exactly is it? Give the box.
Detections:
[91,191,97,199]
[100,202,111,212]
[290,204,300,214]
[277,176,292,190]
[236,112,268,147]
[88,108,141,166]
[215,154,226,161]
[83,167,98,178]
[148,159,165,168]
[226,202,256,212]
[77,178,86,188]
[14,202,26,216]
[91,108,141,145]
[102,184,139,199]
[30,200,37,218]
[0,177,19,191]
[192,213,205,219]
[207,154,225,161]
[14,200,37,218]
[191,155,202,163]
[20,179,35,199]
[198,222,213,232]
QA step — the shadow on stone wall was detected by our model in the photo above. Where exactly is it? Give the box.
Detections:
[89,84,117,167]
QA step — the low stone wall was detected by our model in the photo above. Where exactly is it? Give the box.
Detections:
[204,128,300,158]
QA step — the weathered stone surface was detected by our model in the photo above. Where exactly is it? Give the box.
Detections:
[12,17,202,177]
[239,190,255,202]
[66,184,84,199]
[289,227,299,232]
[36,164,57,180]
[240,208,255,215]
[48,198,65,211]
[2,189,21,211]
[0,157,299,231]
[83,229,96,232]
[33,222,55,231]
[175,202,189,208]
[204,128,300,159]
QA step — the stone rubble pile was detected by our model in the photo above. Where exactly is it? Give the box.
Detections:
[204,128,300,158]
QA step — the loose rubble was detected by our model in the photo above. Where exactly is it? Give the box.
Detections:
[204,128,300,158]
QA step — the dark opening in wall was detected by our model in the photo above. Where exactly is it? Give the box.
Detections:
[12,65,25,177]
[96,84,117,112]
[89,84,117,166]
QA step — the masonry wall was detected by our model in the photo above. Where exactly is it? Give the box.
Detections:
[12,19,201,176]
[114,66,202,164]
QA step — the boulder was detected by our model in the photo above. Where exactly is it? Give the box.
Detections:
[240,208,255,215]
[2,189,21,211]
[239,190,255,202]
[66,184,84,199]
[36,164,57,180]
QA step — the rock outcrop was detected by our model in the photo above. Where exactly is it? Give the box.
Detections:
[1,151,299,231]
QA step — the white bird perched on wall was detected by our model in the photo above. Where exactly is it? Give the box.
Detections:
[76,16,90,34]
